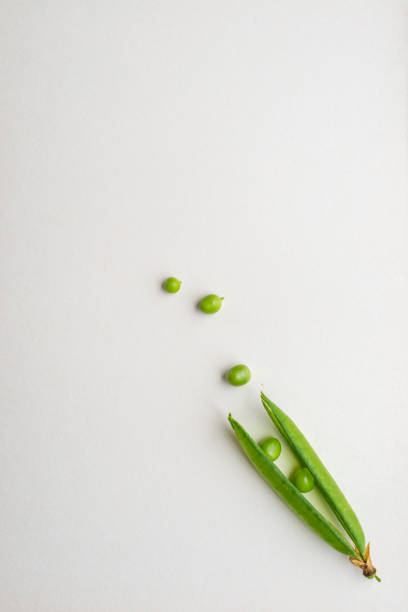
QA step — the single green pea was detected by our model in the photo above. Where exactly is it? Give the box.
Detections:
[199,294,223,314]
[293,467,315,493]
[226,364,251,386]
[163,277,182,293]
[260,437,281,461]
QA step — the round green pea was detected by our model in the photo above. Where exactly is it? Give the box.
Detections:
[260,437,281,461]
[226,364,251,386]
[199,294,223,314]
[163,277,182,293]
[293,467,314,493]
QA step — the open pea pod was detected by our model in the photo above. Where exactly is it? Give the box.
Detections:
[228,414,357,557]
[261,392,366,558]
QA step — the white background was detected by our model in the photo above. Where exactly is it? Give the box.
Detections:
[1,1,408,610]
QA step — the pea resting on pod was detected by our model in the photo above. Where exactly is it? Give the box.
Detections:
[260,437,281,461]
[228,393,380,582]
[293,467,314,493]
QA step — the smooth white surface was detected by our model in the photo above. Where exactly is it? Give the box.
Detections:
[1,1,408,610]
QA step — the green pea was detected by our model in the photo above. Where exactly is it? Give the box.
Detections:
[163,277,182,293]
[226,364,251,386]
[199,294,223,314]
[260,437,281,461]
[293,467,314,493]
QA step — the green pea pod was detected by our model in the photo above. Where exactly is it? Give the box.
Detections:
[228,414,357,557]
[260,392,366,557]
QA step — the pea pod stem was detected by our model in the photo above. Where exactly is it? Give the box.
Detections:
[228,414,357,558]
[349,543,380,581]
[261,392,366,558]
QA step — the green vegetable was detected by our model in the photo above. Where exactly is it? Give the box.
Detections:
[261,392,366,558]
[228,414,357,557]
[226,364,251,386]
[293,467,314,493]
[229,396,380,580]
[260,437,281,461]
[199,294,223,314]
[163,277,182,293]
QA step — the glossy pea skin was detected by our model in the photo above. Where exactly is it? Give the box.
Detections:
[226,364,251,386]
[293,467,314,493]
[163,277,182,293]
[199,294,223,314]
[260,437,281,461]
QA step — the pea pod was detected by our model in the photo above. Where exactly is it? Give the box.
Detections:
[228,414,357,557]
[261,392,366,557]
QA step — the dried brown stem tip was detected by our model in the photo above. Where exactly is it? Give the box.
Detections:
[349,543,379,579]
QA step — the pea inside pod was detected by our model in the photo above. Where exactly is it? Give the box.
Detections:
[260,437,281,461]
[293,467,314,493]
